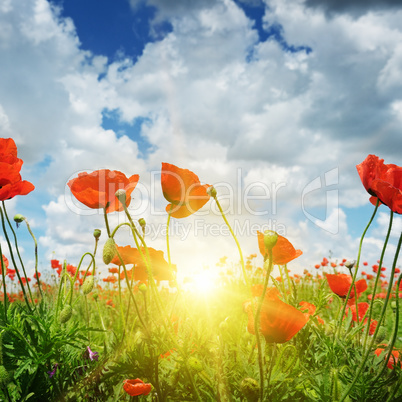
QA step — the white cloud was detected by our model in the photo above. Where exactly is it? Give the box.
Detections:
[1,0,401,278]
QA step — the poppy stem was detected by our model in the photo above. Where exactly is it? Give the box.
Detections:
[363,210,393,349]
[20,216,43,299]
[339,230,402,401]
[213,197,249,289]
[336,200,379,340]
[103,208,111,237]
[373,272,402,381]
[254,249,274,402]
[0,243,8,322]
[0,205,33,312]
[117,265,127,336]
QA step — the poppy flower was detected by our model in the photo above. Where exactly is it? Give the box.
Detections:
[0,138,34,201]
[347,302,369,322]
[67,169,139,213]
[374,348,401,370]
[326,273,367,299]
[111,245,176,282]
[161,163,211,218]
[257,231,302,265]
[244,292,308,343]
[356,155,402,214]
[123,378,152,396]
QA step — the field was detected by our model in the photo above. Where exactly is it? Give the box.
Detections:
[0,140,401,401]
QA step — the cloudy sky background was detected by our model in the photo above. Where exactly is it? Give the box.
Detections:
[0,0,401,281]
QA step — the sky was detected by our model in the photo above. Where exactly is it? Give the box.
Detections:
[0,0,401,282]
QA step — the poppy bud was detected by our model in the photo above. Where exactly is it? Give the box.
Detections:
[138,218,146,227]
[82,276,95,295]
[103,238,116,265]
[0,365,10,387]
[263,230,278,250]
[93,229,101,239]
[376,326,387,343]
[92,291,99,301]
[115,189,127,204]
[345,260,356,269]
[187,357,203,373]
[207,186,217,198]
[60,305,73,324]
[13,214,25,223]
[240,377,260,401]
[138,283,147,293]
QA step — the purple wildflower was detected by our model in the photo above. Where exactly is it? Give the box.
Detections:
[87,346,99,361]
[47,363,58,378]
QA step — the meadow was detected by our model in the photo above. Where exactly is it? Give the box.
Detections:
[0,138,401,401]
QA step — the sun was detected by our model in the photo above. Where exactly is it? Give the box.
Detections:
[182,270,218,295]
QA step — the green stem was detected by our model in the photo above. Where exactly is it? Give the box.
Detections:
[118,266,126,335]
[254,249,274,402]
[340,229,402,401]
[103,208,111,237]
[0,244,8,322]
[214,196,249,288]
[0,206,33,312]
[336,201,379,340]
[22,217,43,299]
[363,211,393,349]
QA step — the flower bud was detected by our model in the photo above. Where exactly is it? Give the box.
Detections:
[187,357,203,373]
[138,218,146,227]
[103,238,116,265]
[60,305,73,324]
[82,276,95,295]
[263,230,278,250]
[375,326,387,343]
[93,229,101,239]
[240,377,260,401]
[13,214,25,223]
[345,260,356,269]
[139,283,147,293]
[207,186,217,198]
[115,189,127,204]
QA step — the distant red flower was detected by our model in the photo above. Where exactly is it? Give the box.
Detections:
[51,259,61,269]
[161,163,211,218]
[331,262,337,268]
[1,255,9,271]
[0,138,35,201]
[363,261,368,266]
[244,291,308,343]
[33,272,41,280]
[321,257,329,267]
[315,264,320,269]
[347,302,369,322]
[326,273,367,299]
[374,348,401,370]
[108,267,119,274]
[356,155,402,214]
[257,232,302,265]
[123,378,152,397]
[68,169,139,213]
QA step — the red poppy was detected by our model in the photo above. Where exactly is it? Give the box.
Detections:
[321,257,329,267]
[108,267,119,274]
[347,302,369,322]
[374,348,401,370]
[326,273,367,299]
[111,245,176,282]
[161,163,211,218]
[123,378,152,396]
[257,232,302,265]
[1,255,9,271]
[244,291,308,343]
[0,138,34,201]
[356,155,402,214]
[51,259,61,269]
[68,169,139,213]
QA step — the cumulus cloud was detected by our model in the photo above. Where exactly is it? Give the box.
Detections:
[1,0,401,276]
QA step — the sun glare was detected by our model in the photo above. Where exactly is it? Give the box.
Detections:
[183,271,217,294]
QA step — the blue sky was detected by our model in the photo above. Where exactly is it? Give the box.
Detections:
[0,0,401,280]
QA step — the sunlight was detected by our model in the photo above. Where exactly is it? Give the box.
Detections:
[182,270,218,295]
